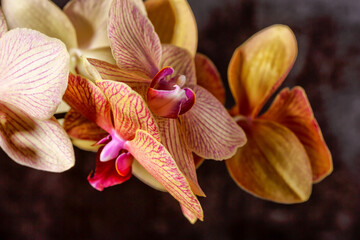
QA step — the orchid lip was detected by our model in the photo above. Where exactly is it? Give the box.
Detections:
[99,132,126,162]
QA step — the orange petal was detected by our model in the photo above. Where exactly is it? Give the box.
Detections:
[96,80,160,141]
[64,73,113,133]
[125,129,203,221]
[156,117,205,196]
[226,119,312,203]
[228,24,297,118]
[260,87,332,182]
[64,108,108,141]
[195,53,225,104]
[145,0,198,56]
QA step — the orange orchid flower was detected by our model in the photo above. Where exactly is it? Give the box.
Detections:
[223,25,333,203]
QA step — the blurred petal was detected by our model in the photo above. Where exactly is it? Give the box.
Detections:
[125,129,203,221]
[157,117,205,196]
[226,119,312,203]
[195,53,225,104]
[132,159,166,192]
[160,44,196,87]
[72,138,99,152]
[145,0,197,56]
[88,147,131,191]
[0,28,69,120]
[228,25,297,118]
[180,203,197,224]
[0,7,8,38]
[81,47,116,65]
[64,73,113,133]
[55,101,71,114]
[0,104,74,172]
[147,86,195,118]
[2,0,77,49]
[64,0,112,50]
[108,0,161,78]
[97,80,160,141]
[64,108,108,141]
[180,86,246,160]
[260,87,332,182]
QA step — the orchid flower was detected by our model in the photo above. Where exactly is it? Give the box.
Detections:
[63,67,203,221]
[0,9,74,172]
[221,25,332,203]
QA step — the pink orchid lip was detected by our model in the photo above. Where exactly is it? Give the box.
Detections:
[147,67,196,118]
[115,152,133,176]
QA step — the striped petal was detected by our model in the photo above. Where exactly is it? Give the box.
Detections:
[145,0,198,56]
[0,8,8,38]
[160,44,196,87]
[228,24,297,118]
[180,86,246,160]
[108,0,161,78]
[64,0,112,50]
[226,119,312,203]
[88,147,131,191]
[125,129,203,221]
[0,28,69,120]
[96,80,160,141]
[195,53,225,104]
[64,108,108,141]
[260,87,332,182]
[157,117,205,196]
[0,104,74,172]
[180,203,197,224]
[63,73,113,133]
[1,0,77,49]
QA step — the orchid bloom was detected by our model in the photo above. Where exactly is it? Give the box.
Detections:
[222,25,332,203]
[0,9,74,172]
[63,67,203,221]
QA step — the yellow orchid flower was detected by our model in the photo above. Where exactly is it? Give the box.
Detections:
[223,25,333,203]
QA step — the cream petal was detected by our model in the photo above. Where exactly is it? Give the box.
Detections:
[0,7,8,38]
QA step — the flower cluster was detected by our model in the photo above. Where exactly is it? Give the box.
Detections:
[0,0,332,223]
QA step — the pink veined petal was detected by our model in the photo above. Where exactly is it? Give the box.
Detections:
[124,129,203,221]
[64,0,113,50]
[97,80,160,141]
[0,28,69,120]
[180,203,198,224]
[160,44,196,87]
[0,103,74,172]
[0,7,8,38]
[63,73,113,133]
[180,85,247,160]
[156,117,205,197]
[88,146,131,191]
[108,0,161,78]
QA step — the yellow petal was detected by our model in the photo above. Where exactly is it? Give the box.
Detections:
[260,87,332,182]
[132,159,166,192]
[228,24,297,118]
[145,0,198,56]
[226,119,312,203]
[2,0,77,49]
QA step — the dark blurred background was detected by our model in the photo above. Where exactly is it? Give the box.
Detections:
[1,0,359,239]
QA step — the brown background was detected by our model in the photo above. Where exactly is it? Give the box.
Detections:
[0,0,359,239]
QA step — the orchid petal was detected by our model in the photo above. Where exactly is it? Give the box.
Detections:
[64,108,108,141]
[88,147,131,191]
[180,203,197,224]
[97,80,160,141]
[226,119,312,203]
[64,0,112,50]
[0,104,74,172]
[157,117,205,196]
[115,152,133,176]
[108,0,161,78]
[180,86,246,160]
[132,159,166,191]
[145,0,198,56]
[1,0,77,49]
[0,8,8,38]
[195,53,225,104]
[72,138,99,152]
[260,87,332,182]
[81,48,116,65]
[0,28,69,120]
[160,44,196,87]
[147,86,195,118]
[125,129,203,221]
[64,73,113,133]
[228,25,297,118]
